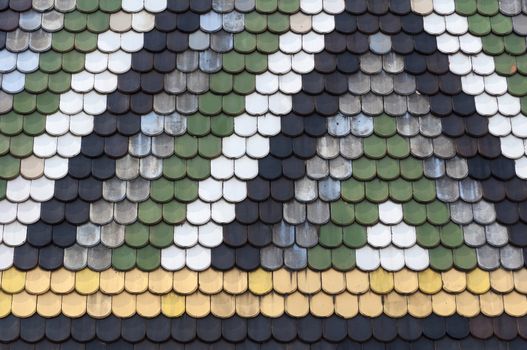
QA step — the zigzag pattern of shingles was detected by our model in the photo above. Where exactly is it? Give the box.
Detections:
[414,0,527,270]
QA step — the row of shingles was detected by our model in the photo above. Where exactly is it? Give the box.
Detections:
[0,0,123,270]
[414,0,527,270]
[211,0,492,272]
[0,314,526,346]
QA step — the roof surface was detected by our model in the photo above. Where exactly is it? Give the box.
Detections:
[1,0,527,348]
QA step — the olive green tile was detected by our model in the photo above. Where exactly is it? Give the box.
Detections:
[507,74,527,96]
[186,157,210,180]
[9,134,33,158]
[245,12,267,33]
[0,180,6,199]
[13,93,36,114]
[174,178,198,202]
[453,245,477,271]
[278,0,300,13]
[363,135,387,159]
[319,223,343,248]
[0,113,23,136]
[234,32,257,53]
[426,201,450,225]
[308,245,331,270]
[210,72,233,94]
[39,51,62,73]
[521,97,527,115]
[416,223,440,248]
[62,51,85,73]
[516,55,527,75]
[0,155,19,179]
[342,224,367,248]
[494,54,517,76]
[64,12,87,32]
[187,114,210,136]
[233,72,255,95]
[399,157,423,180]
[376,157,399,180]
[75,31,98,52]
[354,201,378,225]
[402,200,427,225]
[330,200,354,226]
[373,114,396,137]
[36,92,59,114]
[245,52,267,73]
[162,202,186,224]
[163,156,186,180]
[477,0,499,16]
[365,179,389,203]
[149,222,174,249]
[256,0,278,13]
[198,135,221,159]
[490,14,512,35]
[99,0,121,12]
[48,71,71,94]
[87,11,110,33]
[388,178,412,202]
[504,34,526,55]
[267,13,289,33]
[0,136,9,156]
[429,246,453,271]
[125,223,149,248]
[455,0,477,15]
[386,135,410,159]
[138,199,163,225]
[331,246,355,271]
[199,93,222,115]
[210,114,234,137]
[222,52,245,73]
[136,245,160,271]
[412,178,436,203]
[467,14,491,36]
[112,245,136,271]
[257,32,279,53]
[352,157,376,181]
[174,134,198,158]
[77,0,99,13]
[341,178,365,203]
[25,71,48,94]
[151,178,175,203]
[223,93,245,115]
[481,34,504,55]
[440,223,464,248]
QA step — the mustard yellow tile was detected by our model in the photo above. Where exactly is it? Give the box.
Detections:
[514,269,527,294]
[383,292,407,318]
[125,269,148,294]
[62,293,86,318]
[12,291,36,317]
[456,291,479,317]
[75,269,99,295]
[198,269,222,294]
[394,269,418,294]
[418,269,442,294]
[2,269,26,294]
[370,269,393,294]
[223,269,247,295]
[161,292,185,317]
[112,292,136,318]
[273,269,296,294]
[466,268,490,294]
[441,269,466,293]
[100,269,125,295]
[174,268,198,294]
[310,292,334,317]
[346,270,369,294]
[260,292,284,318]
[210,292,235,318]
[491,269,514,293]
[297,270,321,294]
[285,292,309,317]
[235,292,259,318]
[431,291,456,316]
[25,268,50,295]
[50,269,75,294]
[480,291,504,317]
[186,292,210,318]
[321,270,345,294]
[36,292,61,317]
[149,269,173,295]
[249,268,272,295]
[334,292,358,318]
[137,293,161,318]
[87,292,112,318]
[0,291,12,317]
[407,293,432,318]
[358,291,383,317]
[503,291,527,317]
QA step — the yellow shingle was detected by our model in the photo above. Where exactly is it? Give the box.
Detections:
[432,291,456,316]
[456,291,479,317]
[137,293,160,318]
[87,292,112,318]
[285,292,309,317]
[2,269,26,294]
[173,268,198,294]
[235,292,259,318]
[480,291,504,317]
[75,269,99,295]
[62,293,86,318]
[50,269,74,294]
[346,269,369,294]
[223,269,247,295]
[407,293,432,318]
[36,292,61,317]
[0,291,12,317]
[161,292,185,317]
[418,269,442,294]
[199,269,223,294]
[383,292,407,318]
[211,292,235,318]
[260,292,284,317]
[124,269,148,294]
[186,292,210,318]
[442,269,466,293]
[12,291,36,317]
[503,291,527,317]
[466,268,490,294]
[334,292,358,318]
[249,268,272,295]
[321,269,346,294]
[100,269,124,295]
[359,291,383,317]
[393,269,418,294]
[310,292,334,317]
[273,269,296,294]
[491,269,514,293]
[112,292,136,318]
[25,268,50,295]
[297,269,321,294]
[370,269,393,294]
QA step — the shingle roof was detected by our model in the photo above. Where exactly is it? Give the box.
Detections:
[1,0,527,347]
